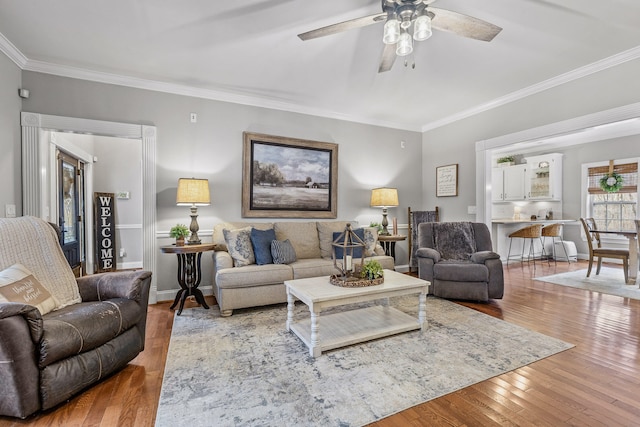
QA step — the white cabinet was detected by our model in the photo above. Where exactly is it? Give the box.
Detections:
[525,153,563,201]
[492,164,527,201]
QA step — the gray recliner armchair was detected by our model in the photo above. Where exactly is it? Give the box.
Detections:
[416,222,504,301]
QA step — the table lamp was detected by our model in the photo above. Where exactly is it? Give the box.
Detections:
[176,178,210,244]
[370,187,399,236]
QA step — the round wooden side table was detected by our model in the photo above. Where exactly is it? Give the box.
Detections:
[377,234,407,261]
[161,243,215,315]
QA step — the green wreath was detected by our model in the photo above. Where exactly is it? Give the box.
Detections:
[599,172,624,193]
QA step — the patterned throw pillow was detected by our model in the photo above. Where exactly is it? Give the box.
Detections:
[250,228,276,265]
[362,227,379,257]
[223,227,255,267]
[0,263,59,315]
[271,239,297,264]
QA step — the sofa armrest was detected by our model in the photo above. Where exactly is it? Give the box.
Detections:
[470,251,501,264]
[213,251,233,270]
[76,270,152,303]
[0,303,42,418]
[416,247,441,263]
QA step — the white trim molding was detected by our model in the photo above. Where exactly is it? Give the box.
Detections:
[21,112,158,304]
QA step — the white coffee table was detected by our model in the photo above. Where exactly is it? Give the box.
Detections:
[285,269,430,357]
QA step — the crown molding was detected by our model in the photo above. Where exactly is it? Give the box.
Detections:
[422,45,640,132]
[0,32,28,68]
[22,59,421,132]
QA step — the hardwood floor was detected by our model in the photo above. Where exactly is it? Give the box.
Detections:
[2,260,640,426]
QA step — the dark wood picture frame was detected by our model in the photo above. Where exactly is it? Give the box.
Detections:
[242,132,338,218]
[436,164,459,197]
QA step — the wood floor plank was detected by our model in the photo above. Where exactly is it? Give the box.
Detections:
[2,261,640,426]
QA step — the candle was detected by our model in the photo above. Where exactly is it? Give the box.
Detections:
[346,255,352,271]
[392,217,398,235]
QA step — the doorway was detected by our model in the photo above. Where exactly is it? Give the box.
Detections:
[58,150,85,276]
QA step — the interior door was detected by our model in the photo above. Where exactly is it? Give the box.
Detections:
[58,151,85,276]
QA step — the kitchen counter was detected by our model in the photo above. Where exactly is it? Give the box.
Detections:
[492,218,577,224]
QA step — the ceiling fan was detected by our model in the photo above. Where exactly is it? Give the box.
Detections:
[298,0,502,73]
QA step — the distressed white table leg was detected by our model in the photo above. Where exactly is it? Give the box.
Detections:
[286,289,294,331]
[628,236,638,285]
[310,310,321,357]
[418,292,427,331]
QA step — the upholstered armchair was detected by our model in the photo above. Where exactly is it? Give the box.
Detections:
[0,216,152,418]
[416,222,504,301]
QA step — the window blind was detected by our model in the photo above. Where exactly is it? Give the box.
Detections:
[587,162,638,194]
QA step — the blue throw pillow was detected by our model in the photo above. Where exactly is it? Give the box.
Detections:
[271,239,297,264]
[250,228,276,265]
[332,228,365,259]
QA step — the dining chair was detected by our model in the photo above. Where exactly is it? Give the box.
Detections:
[580,218,630,283]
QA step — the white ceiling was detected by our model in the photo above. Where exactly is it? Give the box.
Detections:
[1,0,640,131]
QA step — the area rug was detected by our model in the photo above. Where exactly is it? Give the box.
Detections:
[155,297,573,427]
[535,267,640,299]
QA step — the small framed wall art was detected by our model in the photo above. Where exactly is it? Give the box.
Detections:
[436,164,458,197]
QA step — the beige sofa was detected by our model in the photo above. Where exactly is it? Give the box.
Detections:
[212,221,395,316]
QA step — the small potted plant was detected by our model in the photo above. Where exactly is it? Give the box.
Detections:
[496,155,515,167]
[361,259,384,280]
[170,224,190,246]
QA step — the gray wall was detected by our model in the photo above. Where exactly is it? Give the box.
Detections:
[20,71,423,294]
[0,53,22,216]
[422,58,640,222]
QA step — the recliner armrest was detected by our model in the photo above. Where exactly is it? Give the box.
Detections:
[77,270,152,302]
[416,247,441,263]
[0,302,43,343]
[471,251,501,264]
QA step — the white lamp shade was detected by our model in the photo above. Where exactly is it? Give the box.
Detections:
[370,187,399,207]
[396,32,413,56]
[176,178,210,206]
[413,14,432,41]
[383,18,400,44]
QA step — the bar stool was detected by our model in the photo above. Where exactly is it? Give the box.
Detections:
[541,223,569,265]
[507,224,543,268]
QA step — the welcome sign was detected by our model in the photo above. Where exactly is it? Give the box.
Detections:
[94,192,116,273]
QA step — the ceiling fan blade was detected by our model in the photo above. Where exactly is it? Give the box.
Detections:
[429,7,502,42]
[378,43,397,73]
[298,12,386,41]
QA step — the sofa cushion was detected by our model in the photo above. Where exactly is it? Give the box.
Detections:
[250,227,276,265]
[274,222,321,259]
[39,299,143,368]
[215,263,293,289]
[0,216,81,310]
[434,222,477,261]
[213,222,273,251]
[0,263,59,315]
[271,239,297,264]
[317,221,351,259]
[290,258,340,279]
[223,227,255,267]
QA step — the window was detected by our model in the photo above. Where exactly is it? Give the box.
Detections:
[586,161,638,231]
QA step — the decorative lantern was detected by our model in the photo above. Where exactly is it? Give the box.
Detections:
[330,223,367,286]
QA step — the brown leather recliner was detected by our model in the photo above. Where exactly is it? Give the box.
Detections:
[0,216,152,419]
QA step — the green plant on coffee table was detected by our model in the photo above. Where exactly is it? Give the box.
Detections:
[361,260,383,280]
[169,224,190,238]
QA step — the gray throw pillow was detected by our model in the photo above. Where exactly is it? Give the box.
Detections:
[271,239,297,264]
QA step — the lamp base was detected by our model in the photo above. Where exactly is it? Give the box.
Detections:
[379,208,390,236]
[187,206,201,245]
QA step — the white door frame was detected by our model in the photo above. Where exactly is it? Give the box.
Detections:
[21,112,158,303]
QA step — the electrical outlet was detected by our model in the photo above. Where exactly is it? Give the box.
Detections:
[119,248,126,257]
[5,204,16,218]
[190,112,197,123]
[467,205,477,215]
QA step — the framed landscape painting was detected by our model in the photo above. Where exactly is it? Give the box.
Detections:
[242,132,338,218]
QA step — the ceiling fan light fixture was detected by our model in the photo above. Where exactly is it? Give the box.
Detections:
[383,17,400,44]
[413,14,432,41]
[396,31,413,56]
